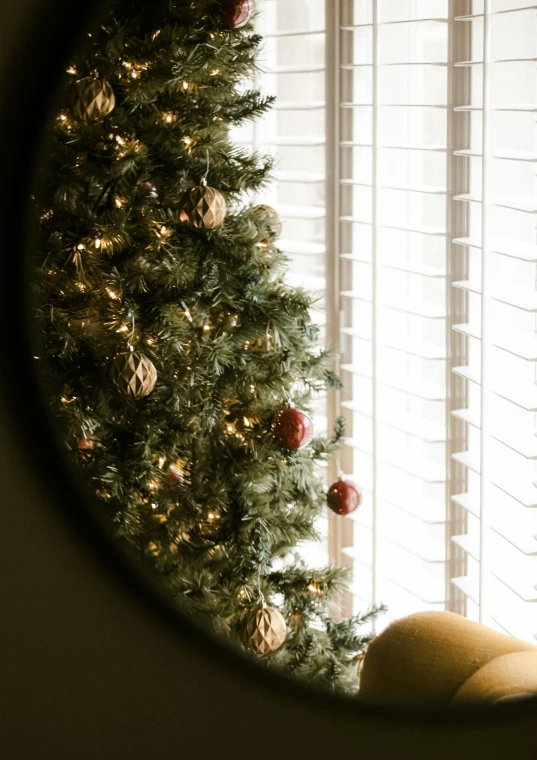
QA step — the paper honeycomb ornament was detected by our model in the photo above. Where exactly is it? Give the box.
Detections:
[242,606,287,656]
[110,352,157,399]
[254,204,283,242]
[179,185,227,230]
[72,77,116,122]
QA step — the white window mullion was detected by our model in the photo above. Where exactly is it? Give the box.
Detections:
[479,0,493,625]
[371,0,380,629]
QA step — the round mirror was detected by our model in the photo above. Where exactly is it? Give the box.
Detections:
[22,0,537,713]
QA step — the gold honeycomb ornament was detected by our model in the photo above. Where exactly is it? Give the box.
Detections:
[72,77,116,122]
[242,605,287,655]
[254,204,283,242]
[111,352,157,399]
[179,184,227,230]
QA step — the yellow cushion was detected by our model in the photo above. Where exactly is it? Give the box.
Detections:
[452,651,537,704]
[359,611,537,704]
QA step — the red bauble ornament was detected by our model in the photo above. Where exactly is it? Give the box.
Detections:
[221,0,252,29]
[169,459,186,484]
[272,408,313,450]
[327,478,362,516]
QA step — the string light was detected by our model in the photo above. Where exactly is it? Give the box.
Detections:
[182,136,193,147]
[211,69,220,76]
[158,456,166,469]
[106,288,118,300]
[77,243,85,251]
[182,81,190,90]
[152,29,161,40]
[66,66,77,75]
[114,197,125,208]
[94,238,101,249]
[117,325,129,333]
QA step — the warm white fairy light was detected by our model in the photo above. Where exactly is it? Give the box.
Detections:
[211,69,220,76]
[182,136,193,147]
[66,66,76,75]
[114,197,124,208]
[182,81,190,90]
[106,288,118,300]
[158,456,166,469]
[117,325,129,333]
[94,238,101,249]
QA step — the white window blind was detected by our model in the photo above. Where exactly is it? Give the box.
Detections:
[330,0,537,642]
[448,0,537,642]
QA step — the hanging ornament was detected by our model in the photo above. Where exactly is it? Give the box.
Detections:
[179,184,227,230]
[138,181,158,199]
[71,77,116,122]
[169,459,187,484]
[221,0,252,29]
[242,605,287,655]
[272,408,313,450]
[254,204,282,243]
[110,351,157,399]
[77,436,99,451]
[38,206,54,224]
[327,476,362,516]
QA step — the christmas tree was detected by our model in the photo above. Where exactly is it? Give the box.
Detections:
[35,0,381,691]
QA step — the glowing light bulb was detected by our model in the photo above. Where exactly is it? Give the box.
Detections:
[66,67,76,75]
[77,243,85,251]
[211,69,220,76]
[94,238,101,249]
[114,197,124,208]
[106,288,118,300]
[182,136,193,147]
[182,81,189,90]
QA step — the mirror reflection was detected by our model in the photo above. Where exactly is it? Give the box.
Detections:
[32,0,537,705]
